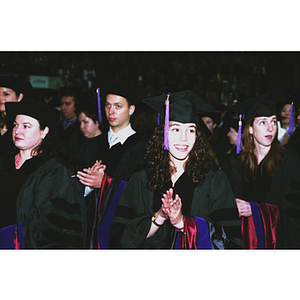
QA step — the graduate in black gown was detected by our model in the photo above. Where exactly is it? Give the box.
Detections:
[0,98,87,249]
[76,80,148,248]
[110,91,242,249]
[222,93,300,249]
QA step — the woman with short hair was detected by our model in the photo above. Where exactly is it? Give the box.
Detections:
[0,98,87,249]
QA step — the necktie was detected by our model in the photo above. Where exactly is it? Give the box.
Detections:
[110,134,120,148]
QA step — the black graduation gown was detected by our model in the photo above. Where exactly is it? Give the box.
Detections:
[0,153,87,249]
[86,132,148,248]
[96,132,148,181]
[222,151,300,249]
[70,134,103,170]
[109,168,242,249]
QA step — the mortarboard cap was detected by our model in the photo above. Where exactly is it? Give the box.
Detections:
[5,98,61,133]
[0,75,33,96]
[142,90,215,124]
[142,90,215,149]
[229,92,278,153]
[230,92,277,121]
[100,79,141,105]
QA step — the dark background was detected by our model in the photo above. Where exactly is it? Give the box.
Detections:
[1,51,299,105]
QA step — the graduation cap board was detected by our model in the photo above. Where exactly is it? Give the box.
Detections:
[5,98,61,133]
[142,90,216,150]
[96,79,142,124]
[229,92,284,154]
[230,92,278,121]
[0,75,33,96]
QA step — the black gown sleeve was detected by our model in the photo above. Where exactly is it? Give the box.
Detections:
[110,170,173,249]
[16,158,87,249]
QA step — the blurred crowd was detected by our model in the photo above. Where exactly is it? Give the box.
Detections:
[1,51,300,104]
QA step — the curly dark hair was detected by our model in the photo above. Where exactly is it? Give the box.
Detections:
[145,124,214,192]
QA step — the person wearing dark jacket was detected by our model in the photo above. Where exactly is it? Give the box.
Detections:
[109,91,242,249]
[222,93,300,249]
[76,80,148,248]
[0,98,87,249]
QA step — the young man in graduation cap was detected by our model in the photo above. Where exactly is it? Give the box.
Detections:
[76,79,149,249]
[222,92,300,249]
[109,90,242,249]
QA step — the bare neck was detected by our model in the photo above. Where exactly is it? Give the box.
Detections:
[16,150,33,169]
[254,143,270,165]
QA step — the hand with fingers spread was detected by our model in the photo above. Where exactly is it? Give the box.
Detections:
[161,188,184,229]
[77,160,106,188]
[236,198,252,217]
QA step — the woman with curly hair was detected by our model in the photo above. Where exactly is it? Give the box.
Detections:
[110,91,241,249]
[222,93,300,249]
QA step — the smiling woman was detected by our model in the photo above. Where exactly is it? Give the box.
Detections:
[168,122,196,162]
[110,90,242,249]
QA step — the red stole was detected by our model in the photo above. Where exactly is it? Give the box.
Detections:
[181,216,198,249]
[241,202,279,249]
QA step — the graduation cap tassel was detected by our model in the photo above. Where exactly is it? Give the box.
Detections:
[164,93,170,150]
[288,102,294,136]
[96,88,103,122]
[157,112,160,126]
[236,113,242,154]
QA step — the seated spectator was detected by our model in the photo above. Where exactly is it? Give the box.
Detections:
[0,98,87,249]
[109,91,241,249]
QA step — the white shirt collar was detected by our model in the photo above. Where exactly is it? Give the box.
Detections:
[108,123,136,148]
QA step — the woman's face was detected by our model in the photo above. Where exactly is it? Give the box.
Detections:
[13,115,48,152]
[79,112,100,138]
[249,115,277,148]
[0,87,22,112]
[281,104,291,123]
[227,127,238,145]
[201,116,216,134]
[168,121,196,163]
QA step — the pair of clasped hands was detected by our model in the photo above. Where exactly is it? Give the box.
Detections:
[76,160,106,189]
[158,188,184,230]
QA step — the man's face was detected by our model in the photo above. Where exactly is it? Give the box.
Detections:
[61,96,76,121]
[105,94,135,133]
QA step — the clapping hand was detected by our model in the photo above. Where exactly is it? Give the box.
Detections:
[236,198,252,217]
[76,160,106,189]
[161,188,184,228]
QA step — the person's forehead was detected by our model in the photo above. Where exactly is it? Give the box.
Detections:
[61,96,75,103]
[106,94,128,104]
[78,112,90,120]
[15,114,39,124]
[0,86,15,92]
[202,116,213,121]
[170,121,196,127]
[254,115,277,121]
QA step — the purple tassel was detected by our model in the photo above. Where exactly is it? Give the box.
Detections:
[96,88,102,122]
[236,114,242,154]
[288,102,294,136]
[157,112,160,125]
[164,93,170,150]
